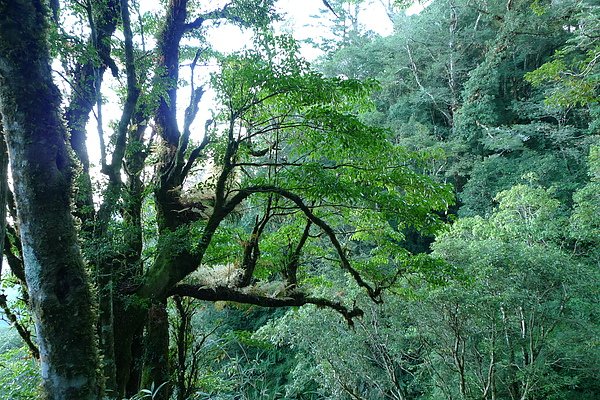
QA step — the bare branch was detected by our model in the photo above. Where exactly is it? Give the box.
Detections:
[405,43,452,125]
[169,49,206,183]
[180,128,211,180]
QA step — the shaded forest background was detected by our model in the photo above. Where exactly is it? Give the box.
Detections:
[0,0,598,399]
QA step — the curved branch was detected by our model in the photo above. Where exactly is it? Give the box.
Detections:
[169,284,363,326]
[170,52,207,183]
[223,185,382,302]
[183,3,244,32]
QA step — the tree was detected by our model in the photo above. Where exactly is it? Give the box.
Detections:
[0,1,451,399]
[525,0,599,108]
[424,183,600,400]
[258,177,599,400]
[0,1,102,398]
[317,0,596,218]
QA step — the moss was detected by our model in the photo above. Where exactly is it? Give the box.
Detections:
[0,1,103,398]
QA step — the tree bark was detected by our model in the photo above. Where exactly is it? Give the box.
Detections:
[0,117,6,278]
[0,1,102,399]
[141,301,171,400]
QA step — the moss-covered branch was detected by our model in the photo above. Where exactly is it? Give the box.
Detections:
[169,284,364,326]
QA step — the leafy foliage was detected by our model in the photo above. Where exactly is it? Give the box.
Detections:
[1,0,599,399]
[0,329,41,399]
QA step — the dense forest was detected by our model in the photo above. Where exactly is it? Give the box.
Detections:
[0,0,597,399]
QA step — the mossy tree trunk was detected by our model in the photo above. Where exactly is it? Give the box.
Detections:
[141,301,171,400]
[0,1,103,399]
[0,117,7,275]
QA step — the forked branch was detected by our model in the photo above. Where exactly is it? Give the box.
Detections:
[222,185,383,302]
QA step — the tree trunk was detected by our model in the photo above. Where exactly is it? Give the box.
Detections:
[141,301,171,400]
[0,118,7,275]
[114,308,145,397]
[0,1,102,399]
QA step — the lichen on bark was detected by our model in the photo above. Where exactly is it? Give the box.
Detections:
[0,1,103,399]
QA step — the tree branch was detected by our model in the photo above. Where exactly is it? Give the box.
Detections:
[169,284,363,326]
[239,198,273,287]
[169,49,206,183]
[0,122,7,279]
[232,162,371,170]
[183,3,244,32]
[4,225,26,285]
[155,0,188,147]
[103,0,141,182]
[223,185,383,302]
[284,219,312,288]
[0,293,40,359]
[66,0,119,172]
[180,129,211,181]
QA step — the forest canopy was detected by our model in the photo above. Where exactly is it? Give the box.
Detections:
[0,0,598,399]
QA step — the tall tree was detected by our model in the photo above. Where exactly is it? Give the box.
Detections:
[0,1,452,399]
[0,0,102,398]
